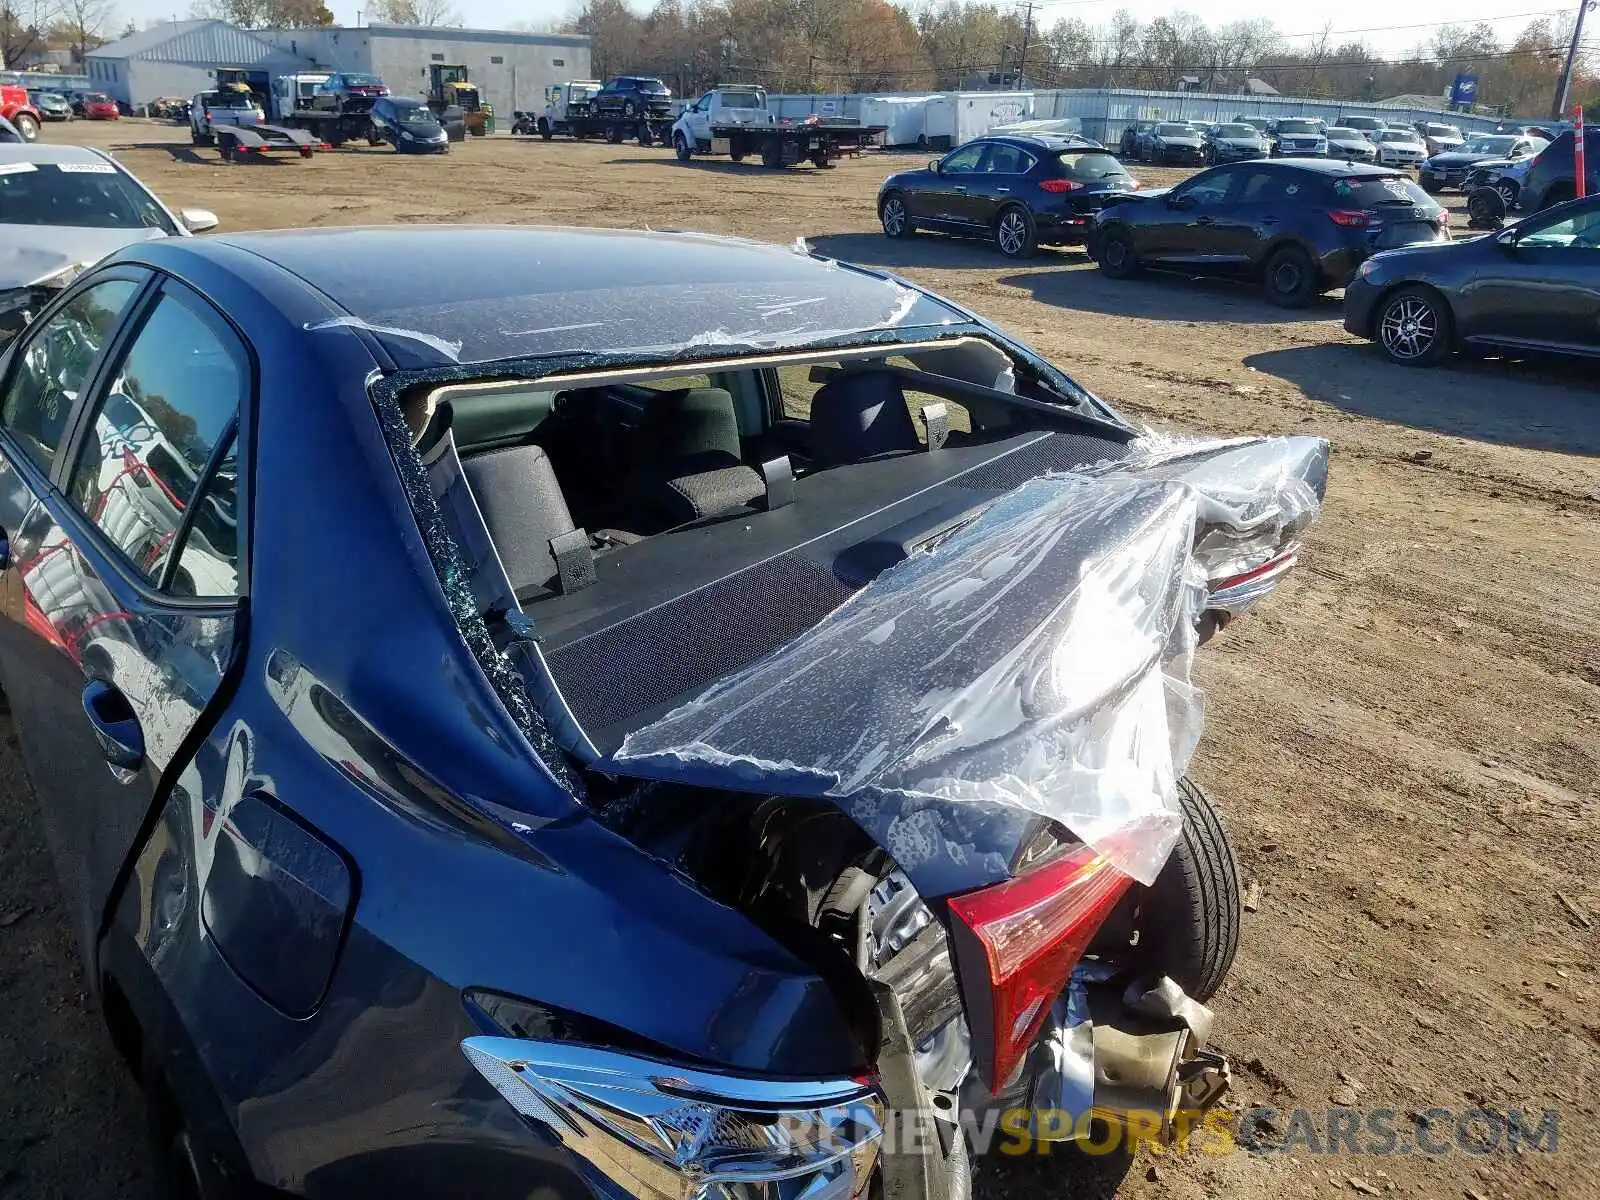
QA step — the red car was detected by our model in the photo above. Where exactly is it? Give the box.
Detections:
[83,92,120,120]
[0,82,42,139]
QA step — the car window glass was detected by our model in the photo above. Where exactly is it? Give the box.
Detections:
[66,287,246,595]
[1237,170,1287,202]
[940,143,985,174]
[980,143,1032,173]
[0,279,139,472]
[1176,169,1234,205]
[1520,208,1600,250]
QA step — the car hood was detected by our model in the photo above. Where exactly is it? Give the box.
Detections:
[400,121,445,137]
[1328,138,1371,149]
[0,226,169,289]
[1429,150,1500,166]
[1216,138,1259,148]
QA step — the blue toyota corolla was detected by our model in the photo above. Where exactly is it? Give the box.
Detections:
[0,226,1325,1199]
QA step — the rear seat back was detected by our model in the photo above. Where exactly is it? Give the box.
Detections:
[808,372,922,466]
[460,443,579,597]
[633,387,765,527]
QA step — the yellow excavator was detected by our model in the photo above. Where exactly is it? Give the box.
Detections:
[426,64,489,136]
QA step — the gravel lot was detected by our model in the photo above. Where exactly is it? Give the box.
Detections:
[3,120,1598,1200]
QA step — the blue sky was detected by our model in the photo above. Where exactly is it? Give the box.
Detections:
[115,0,1583,55]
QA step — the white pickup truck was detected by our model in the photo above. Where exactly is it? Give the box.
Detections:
[671,87,885,169]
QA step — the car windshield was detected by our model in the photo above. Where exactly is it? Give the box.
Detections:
[1326,128,1362,139]
[635,79,669,93]
[84,93,110,104]
[1156,124,1191,136]
[397,104,434,125]
[0,161,176,232]
[342,74,382,87]
[211,91,254,109]
[719,90,763,108]
[1278,121,1319,134]
[1379,131,1415,143]
[1054,150,1130,181]
[1464,135,1518,154]
[1424,125,1461,138]
[1218,124,1257,137]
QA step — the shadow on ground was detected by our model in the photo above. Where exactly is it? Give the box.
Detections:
[998,264,1346,326]
[975,1142,1136,1200]
[1245,342,1600,454]
[806,231,1020,270]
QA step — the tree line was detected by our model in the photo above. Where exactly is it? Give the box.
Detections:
[567,0,1597,118]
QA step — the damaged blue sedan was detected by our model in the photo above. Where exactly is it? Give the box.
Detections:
[0,226,1327,1200]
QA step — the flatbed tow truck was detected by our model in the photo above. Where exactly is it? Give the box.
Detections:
[190,82,325,161]
[671,87,884,168]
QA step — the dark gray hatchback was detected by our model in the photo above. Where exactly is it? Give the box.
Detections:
[1091,159,1448,307]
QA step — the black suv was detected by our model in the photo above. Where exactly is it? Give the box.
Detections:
[593,75,673,120]
[1517,126,1600,212]
[1091,158,1448,306]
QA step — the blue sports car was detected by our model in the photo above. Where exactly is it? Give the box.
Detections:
[0,226,1325,1199]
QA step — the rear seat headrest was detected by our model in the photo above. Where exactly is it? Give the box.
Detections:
[808,372,921,467]
[641,387,743,472]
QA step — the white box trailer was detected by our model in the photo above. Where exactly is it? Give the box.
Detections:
[923,91,1036,149]
[859,94,935,148]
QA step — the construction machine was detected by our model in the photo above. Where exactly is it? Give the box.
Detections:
[427,64,488,136]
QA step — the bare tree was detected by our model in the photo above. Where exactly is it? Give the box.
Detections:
[366,0,459,26]
[1,0,61,68]
[61,0,114,62]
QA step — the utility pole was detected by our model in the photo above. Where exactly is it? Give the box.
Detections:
[1552,0,1594,119]
[1016,0,1037,86]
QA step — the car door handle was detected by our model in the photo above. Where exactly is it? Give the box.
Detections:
[82,679,144,778]
[1195,215,1215,225]
[951,186,967,194]
[996,187,1010,193]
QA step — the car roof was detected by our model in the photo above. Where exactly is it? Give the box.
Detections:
[1260,158,1399,177]
[187,226,967,369]
[987,132,1099,150]
[0,143,113,166]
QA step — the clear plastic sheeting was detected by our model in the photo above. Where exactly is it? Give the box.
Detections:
[617,474,1209,885]
[1091,434,1329,587]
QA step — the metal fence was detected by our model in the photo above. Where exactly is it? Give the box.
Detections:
[0,70,92,92]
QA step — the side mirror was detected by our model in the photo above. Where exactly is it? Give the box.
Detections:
[1494,227,1520,251]
[179,207,218,233]
[928,158,941,173]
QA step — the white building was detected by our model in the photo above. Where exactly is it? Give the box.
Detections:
[260,25,591,120]
[84,20,308,108]
[84,19,591,119]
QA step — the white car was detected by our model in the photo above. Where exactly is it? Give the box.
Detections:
[189,87,263,146]
[0,143,217,341]
[1374,129,1427,168]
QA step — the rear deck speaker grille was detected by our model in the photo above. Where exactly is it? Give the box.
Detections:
[546,552,856,734]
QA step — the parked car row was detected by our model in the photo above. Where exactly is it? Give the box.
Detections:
[875,121,1597,372]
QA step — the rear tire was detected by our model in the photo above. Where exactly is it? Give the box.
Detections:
[1375,285,1453,367]
[539,118,552,141]
[13,112,39,142]
[1262,243,1319,308]
[993,204,1037,258]
[1539,183,1575,211]
[1139,778,1241,1002]
[1096,226,1138,278]
[1420,175,1442,194]
[605,123,622,145]
[674,132,691,161]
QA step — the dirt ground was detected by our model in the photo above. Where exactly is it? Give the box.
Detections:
[3,120,1598,1200]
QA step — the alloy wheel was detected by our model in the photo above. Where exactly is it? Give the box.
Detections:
[1379,295,1437,361]
[996,210,1028,255]
[1102,236,1129,271]
[1271,257,1303,295]
[881,196,906,236]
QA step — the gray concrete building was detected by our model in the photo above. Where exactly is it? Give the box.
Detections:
[259,25,592,121]
[84,19,591,119]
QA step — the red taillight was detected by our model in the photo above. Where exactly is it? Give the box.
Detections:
[947,844,1133,1091]
[1039,178,1083,192]
[1328,209,1373,227]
